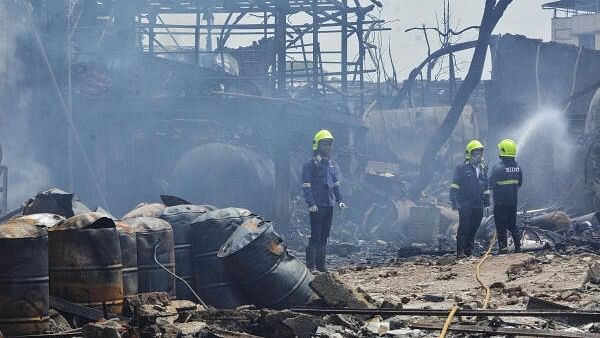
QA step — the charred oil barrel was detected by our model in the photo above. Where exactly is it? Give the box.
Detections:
[14,213,65,228]
[122,203,165,219]
[48,213,124,314]
[116,222,138,296]
[0,219,49,336]
[121,217,176,297]
[190,208,255,308]
[218,218,318,309]
[159,204,212,300]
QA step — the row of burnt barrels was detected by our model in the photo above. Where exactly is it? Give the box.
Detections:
[0,205,317,336]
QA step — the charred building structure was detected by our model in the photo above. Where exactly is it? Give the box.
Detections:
[2,0,388,226]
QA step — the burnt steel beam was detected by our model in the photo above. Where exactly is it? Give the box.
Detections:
[50,296,127,321]
[409,323,600,338]
[290,307,600,320]
[139,20,385,31]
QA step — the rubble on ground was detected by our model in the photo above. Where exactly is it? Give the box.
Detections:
[2,189,600,337]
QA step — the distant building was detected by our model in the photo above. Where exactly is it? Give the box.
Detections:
[543,0,600,49]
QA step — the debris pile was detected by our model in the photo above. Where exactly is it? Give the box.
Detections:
[1,188,600,337]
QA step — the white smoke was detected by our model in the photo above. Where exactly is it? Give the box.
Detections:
[0,3,53,210]
[505,107,577,208]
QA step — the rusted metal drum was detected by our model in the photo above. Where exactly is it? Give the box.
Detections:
[48,213,124,314]
[191,208,255,308]
[116,222,138,296]
[218,218,318,309]
[0,219,49,335]
[122,203,165,219]
[159,204,212,300]
[13,213,65,228]
[121,217,176,297]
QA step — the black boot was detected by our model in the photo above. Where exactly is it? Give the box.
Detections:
[513,234,522,253]
[316,245,327,272]
[305,244,315,270]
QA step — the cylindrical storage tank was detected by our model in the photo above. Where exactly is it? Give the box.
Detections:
[48,213,124,314]
[190,208,254,308]
[121,217,175,297]
[116,222,138,296]
[159,204,212,300]
[218,218,318,309]
[0,219,49,335]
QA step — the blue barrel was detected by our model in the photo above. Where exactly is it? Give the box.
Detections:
[0,219,49,335]
[159,204,213,300]
[191,208,255,308]
[218,218,318,309]
[116,222,138,296]
[121,217,176,297]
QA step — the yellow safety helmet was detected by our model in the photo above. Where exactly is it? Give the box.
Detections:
[465,139,484,159]
[498,139,517,157]
[312,129,334,150]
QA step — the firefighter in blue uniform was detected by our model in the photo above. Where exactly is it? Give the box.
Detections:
[489,139,523,254]
[302,130,346,271]
[450,140,491,257]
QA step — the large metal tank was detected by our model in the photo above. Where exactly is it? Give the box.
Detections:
[190,208,255,308]
[48,213,124,314]
[116,222,138,296]
[121,217,176,297]
[170,143,275,218]
[0,219,49,335]
[159,204,213,300]
[218,218,318,309]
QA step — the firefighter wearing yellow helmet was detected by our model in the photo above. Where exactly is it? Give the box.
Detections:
[301,129,345,271]
[489,139,523,254]
[450,139,490,257]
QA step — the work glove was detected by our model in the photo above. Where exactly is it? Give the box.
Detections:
[338,202,347,210]
[451,201,461,211]
[308,205,318,213]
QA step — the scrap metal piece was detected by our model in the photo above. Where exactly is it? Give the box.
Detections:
[527,296,594,326]
[409,323,600,338]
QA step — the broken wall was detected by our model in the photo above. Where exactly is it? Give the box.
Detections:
[487,34,600,212]
[364,105,480,170]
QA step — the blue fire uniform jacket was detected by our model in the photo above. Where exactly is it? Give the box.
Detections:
[302,156,343,207]
[489,158,522,206]
[450,162,490,209]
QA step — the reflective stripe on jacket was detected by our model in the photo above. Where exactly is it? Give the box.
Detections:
[489,158,522,206]
[450,162,490,208]
[302,157,343,207]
